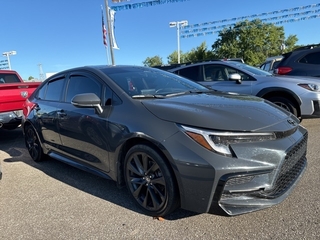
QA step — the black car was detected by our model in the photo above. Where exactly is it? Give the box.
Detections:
[274,44,320,77]
[22,65,307,217]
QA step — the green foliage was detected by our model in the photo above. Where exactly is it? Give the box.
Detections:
[212,19,298,66]
[28,76,34,81]
[142,55,163,67]
[142,20,300,66]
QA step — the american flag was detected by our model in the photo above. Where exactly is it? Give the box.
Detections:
[102,10,107,46]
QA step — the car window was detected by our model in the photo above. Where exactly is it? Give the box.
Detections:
[104,68,208,97]
[175,65,200,81]
[40,78,65,101]
[299,52,320,64]
[204,65,228,81]
[65,75,102,102]
[204,64,253,81]
[104,84,122,106]
[0,73,21,83]
[261,62,271,71]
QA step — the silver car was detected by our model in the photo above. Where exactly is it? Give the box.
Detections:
[168,61,320,120]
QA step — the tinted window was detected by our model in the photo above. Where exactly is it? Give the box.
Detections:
[37,84,47,100]
[104,84,122,106]
[66,75,101,102]
[44,78,65,101]
[175,66,200,81]
[299,52,320,64]
[0,73,21,83]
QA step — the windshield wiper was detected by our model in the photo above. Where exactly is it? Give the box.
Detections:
[132,94,165,99]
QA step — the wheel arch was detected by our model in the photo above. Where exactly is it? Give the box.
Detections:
[23,120,48,155]
[257,87,301,117]
[116,135,181,201]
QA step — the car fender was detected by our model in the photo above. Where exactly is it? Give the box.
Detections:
[256,87,301,106]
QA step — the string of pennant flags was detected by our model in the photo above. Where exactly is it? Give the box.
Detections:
[107,1,320,40]
[183,3,320,29]
[181,14,320,38]
[110,0,189,11]
[181,3,320,38]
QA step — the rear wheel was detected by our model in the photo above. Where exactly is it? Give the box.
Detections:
[124,144,179,217]
[24,125,44,162]
[268,96,298,117]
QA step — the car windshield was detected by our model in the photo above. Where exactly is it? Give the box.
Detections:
[103,67,210,97]
[227,62,273,76]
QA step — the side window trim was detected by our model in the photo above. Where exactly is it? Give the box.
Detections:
[36,74,66,101]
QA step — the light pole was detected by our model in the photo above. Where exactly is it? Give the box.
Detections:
[2,51,17,70]
[169,20,188,64]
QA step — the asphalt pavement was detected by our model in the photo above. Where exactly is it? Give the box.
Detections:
[0,119,319,240]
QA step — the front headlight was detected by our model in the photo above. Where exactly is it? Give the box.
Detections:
[298,83,320,92]
[181,125,276,157]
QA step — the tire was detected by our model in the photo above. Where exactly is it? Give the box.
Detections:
[24,125,45,162]
[124,144,179,217]
[268,96,298,117]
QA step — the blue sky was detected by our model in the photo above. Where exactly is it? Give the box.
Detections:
[1,0,319,80]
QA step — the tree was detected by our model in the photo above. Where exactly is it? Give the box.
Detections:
[28,76,34,81]
[167,51,188,64]
[212,19,298,66]
[142,55,163,67]
[167,42,217,64]
[185,42,217,62]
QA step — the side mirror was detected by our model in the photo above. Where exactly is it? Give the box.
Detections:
[71,93,103,114]
[229,73,242,84]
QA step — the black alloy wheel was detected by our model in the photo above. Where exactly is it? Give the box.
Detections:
[24,125,44,162]
[124,144,179,217]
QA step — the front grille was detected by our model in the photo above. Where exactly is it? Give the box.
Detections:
[259,132,308,198]
[220,132,308,200]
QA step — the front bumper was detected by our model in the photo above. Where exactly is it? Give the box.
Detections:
[301,100,320,118]
[165,125,308,216]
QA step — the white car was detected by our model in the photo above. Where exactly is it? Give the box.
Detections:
[166,61,320,120]
[260,56,283,73]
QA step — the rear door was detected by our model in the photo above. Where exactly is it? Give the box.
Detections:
[32,76,65,148]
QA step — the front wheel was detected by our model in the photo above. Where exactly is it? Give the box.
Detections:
[24,125,45,162]
[268,96,298,117]
[124,144,179,217]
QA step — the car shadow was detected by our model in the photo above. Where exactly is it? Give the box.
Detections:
[1,129,199,220]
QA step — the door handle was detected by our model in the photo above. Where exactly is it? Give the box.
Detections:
[58,110,67,117]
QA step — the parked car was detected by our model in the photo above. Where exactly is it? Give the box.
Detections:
[0,70,41,130]
[260,56,283,73]
[274,44,320,77]
[22,65,307,217]
[164,61,320,120]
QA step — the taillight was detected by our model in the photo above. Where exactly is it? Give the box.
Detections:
[275,66,292,75]
[23,99,37,117]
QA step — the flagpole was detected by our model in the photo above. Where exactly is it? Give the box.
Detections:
[105,0,115,65]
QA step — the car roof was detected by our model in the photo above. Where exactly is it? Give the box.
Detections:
[265,56,283,61]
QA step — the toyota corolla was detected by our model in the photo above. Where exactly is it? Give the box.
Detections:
[22,65,307,217]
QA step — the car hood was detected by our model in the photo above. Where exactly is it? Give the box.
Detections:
[142,92,298,132]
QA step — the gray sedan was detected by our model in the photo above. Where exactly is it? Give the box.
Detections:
[22,65,307,217]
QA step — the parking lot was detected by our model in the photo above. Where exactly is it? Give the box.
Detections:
[0,119,319,240]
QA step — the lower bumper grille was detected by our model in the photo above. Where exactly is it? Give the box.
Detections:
[259,132,308,198]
